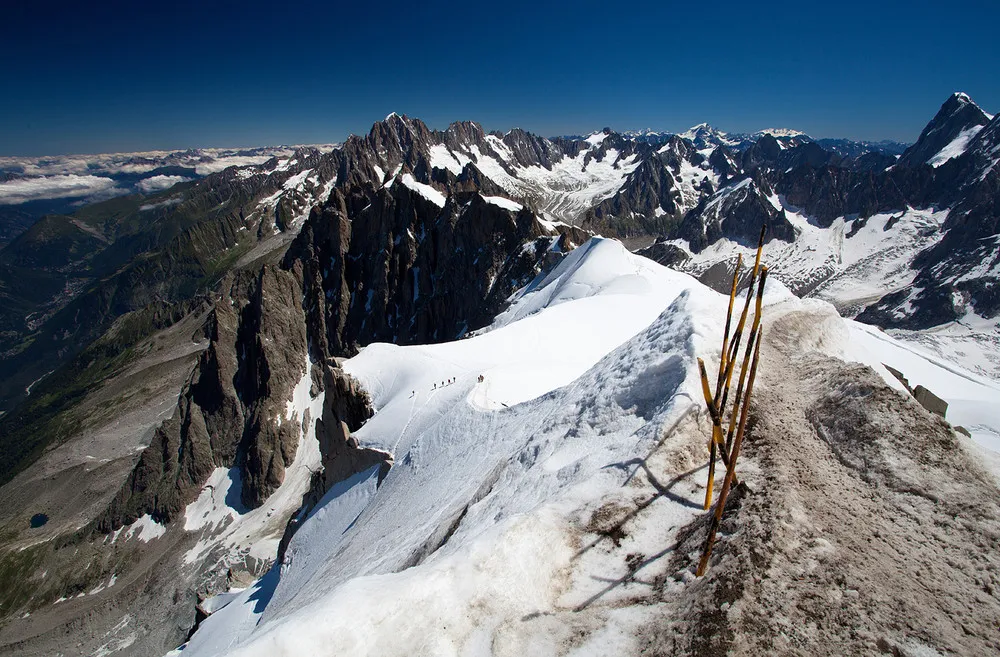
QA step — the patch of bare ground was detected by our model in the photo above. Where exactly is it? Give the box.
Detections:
[639,309,1000,656]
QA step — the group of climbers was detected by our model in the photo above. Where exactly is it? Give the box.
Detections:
[411,374,485,396]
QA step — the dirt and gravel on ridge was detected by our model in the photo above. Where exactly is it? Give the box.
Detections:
[642,309,1000,656]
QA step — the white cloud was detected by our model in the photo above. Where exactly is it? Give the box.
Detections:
[139,197,183,212]
[20,158,94,176]
[137,175,192,194]
[193,156,274,175]
[0,175,127,205]
[108,162,162,174]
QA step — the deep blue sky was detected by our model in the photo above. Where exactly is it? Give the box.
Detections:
[3,0,998,155]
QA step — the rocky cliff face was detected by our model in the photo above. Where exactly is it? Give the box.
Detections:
[896,92,992,169]
[673,174,795,252]
[859,107,1000,328]
[95,121,589,540]
[95,262,312,530]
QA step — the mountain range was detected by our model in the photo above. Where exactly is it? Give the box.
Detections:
[0,92,998,656]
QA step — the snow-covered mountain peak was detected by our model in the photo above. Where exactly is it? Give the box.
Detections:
[898,92,993,168]
[952,91,974,105]
[679,123,727,140]
[622,128,668,138]
[752,127,806,138]
[680,122,713,133]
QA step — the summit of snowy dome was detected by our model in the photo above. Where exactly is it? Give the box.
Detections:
[679,123,726,138]
[952,92,972,103]
[585,130,610,146]
[384,111,400,121]
[753,128,806,138]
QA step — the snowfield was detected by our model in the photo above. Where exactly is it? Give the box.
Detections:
[431,132,643,223]
[175,238,1000,656]
[668,199,950,315]
[664,199,1000,380]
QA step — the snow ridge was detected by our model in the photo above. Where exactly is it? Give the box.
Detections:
[178,237,1000,657]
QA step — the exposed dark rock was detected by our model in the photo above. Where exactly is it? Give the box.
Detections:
[671,177,795,252]
[235,265,310,509]
[314,365,383,491]
[587,159,682,236]
[275,363,384,564]
[635,241,690,268]
[740,134,784,172]
[897,93,992,169]
[913,385,948,418]
[289,182,561,353]
[708,145,740,183]
[882,364,912,394]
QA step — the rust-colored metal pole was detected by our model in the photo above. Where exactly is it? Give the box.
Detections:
[724,267,767,454]
[697,331,763,577]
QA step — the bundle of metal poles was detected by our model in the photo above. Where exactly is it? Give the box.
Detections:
[696,225,768,577]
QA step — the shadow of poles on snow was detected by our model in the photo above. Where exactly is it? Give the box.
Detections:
[569,462,702,612]
[572,539,683,612]
[573,460,705,567]
[569,405,705,611]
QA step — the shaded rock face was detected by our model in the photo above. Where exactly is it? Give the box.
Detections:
[708,145,740,183]
[673,176,795,253]
[634,241,690,268]
[234,266,310,509]
[896,92,992,169]
[95,299,242,531]
[315,365,383,491]
[275,363,383,564]
[96,264,311,529]
[588,160,681,236]
[289,183,568,356]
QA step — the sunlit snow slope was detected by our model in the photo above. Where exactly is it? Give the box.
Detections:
[176,238,1000,657]
[665,197,1000,380]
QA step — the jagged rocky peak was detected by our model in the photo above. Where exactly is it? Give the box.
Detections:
[897,92,993,168]
[582,127,633,158]
[500,127,563,168]
[656,134,701,169]
[442,120,489,151]
[708,144,741,182]
[672,174,795,252]
[741,133,785,171]
[956,109,1000,184]
[366,112,435,159]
